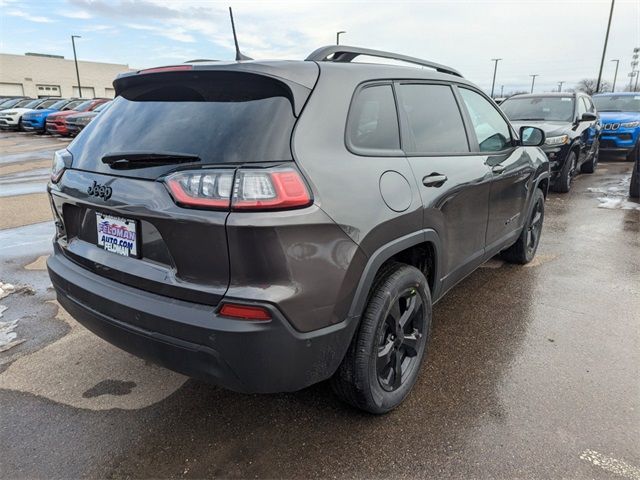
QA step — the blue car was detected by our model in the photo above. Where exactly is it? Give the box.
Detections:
[592,92,640,162]
[21,99,83,132]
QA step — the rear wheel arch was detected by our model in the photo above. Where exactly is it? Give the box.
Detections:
[347,230,443,321]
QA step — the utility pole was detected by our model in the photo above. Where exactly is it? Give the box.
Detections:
[490,58,502,98]
[632,48,640,91]
[336,31,346,45]
[529,74,539,93]
[596,0,615,93]
[610,59,620,91]
[500,85,504,97]
[558,81,565,92]
[71,35,82,98]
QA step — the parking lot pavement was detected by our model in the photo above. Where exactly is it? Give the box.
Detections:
[0,131,638,479]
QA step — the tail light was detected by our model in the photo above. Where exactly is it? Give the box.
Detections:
[165,167,312,211]
[166,169,233,208]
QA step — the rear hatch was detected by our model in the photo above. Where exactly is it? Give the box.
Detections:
[50,64,318,305]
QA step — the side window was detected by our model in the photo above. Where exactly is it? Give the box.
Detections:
[396,84,469,153]
[577,97,588,116]
[459,88,512,152]
[584,97,595,113]
[347,84,400,152]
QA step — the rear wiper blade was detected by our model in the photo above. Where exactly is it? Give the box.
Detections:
[102,152,201,170]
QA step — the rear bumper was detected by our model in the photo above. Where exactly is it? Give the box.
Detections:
[47,247,356,393]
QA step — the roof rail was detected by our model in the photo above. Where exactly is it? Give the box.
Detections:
[305,45,463,78]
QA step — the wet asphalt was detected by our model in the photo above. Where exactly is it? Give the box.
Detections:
[0,131,638,479]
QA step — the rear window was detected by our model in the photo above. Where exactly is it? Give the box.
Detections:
[347,84,400,153]
[70,71,296,169]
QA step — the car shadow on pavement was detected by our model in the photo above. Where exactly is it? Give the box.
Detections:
[101,263,542,479]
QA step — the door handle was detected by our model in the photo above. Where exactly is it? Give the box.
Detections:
[422,173,448,187]
[492,164,506,174]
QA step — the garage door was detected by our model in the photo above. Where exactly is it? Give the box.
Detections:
[0,83,24,96]
[72,86,95,98]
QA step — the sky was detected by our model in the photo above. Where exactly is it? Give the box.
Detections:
[1,0,639,95]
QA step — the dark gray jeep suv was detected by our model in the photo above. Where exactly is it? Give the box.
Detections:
[47,46,549,413]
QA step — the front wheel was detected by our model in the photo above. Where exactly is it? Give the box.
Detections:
[501,188,545,264]
[555,151,577,193]
[332,262,431,414]
[581,142,599,174]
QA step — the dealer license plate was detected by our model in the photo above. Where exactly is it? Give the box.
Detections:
[96,213,139,258]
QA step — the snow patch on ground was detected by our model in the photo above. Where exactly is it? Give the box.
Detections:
[0,317,24,353]
[597,197,640,211]
[0,281,33,352]
[0,282,16,299]
[587,174,640,211]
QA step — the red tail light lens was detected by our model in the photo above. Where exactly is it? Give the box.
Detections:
[231,168,312,210]
[164,167,312,211]
[219,303,272,321]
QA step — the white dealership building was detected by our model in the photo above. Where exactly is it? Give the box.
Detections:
[0,52,135,99]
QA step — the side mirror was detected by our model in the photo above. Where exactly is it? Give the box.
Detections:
[580,112,597,122]
[519,126,545,147]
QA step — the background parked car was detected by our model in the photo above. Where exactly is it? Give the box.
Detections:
[0,98,57,130]
[592,92,640,163]
[21,99,82,132]
[65,100,112,136]
[500,92,600,192]
[0,97,29,110]
[45,98,109,136]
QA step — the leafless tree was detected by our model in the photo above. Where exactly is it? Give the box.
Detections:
[575,79,611,95]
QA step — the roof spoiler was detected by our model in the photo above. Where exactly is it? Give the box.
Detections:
[306,45,463,78]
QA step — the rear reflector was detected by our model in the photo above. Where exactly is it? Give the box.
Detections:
[219,303,272,321]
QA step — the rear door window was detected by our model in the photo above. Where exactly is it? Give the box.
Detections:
[347,84,401,153]
[396,83,469,154]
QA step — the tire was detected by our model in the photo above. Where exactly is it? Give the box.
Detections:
[626,142,638,163]
[630,156,639,199]
[501,188,545,264]
[580,142,599,174]
[554,150,577,193]
[332,262,431,414]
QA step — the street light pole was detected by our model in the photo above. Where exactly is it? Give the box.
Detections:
[529,74,538,93]
[336,31,346,45]
[596,0,615,93]
[71,35,82,98]
[610,59,619,91]
[558,81,565,92]
[490,58,502,98]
